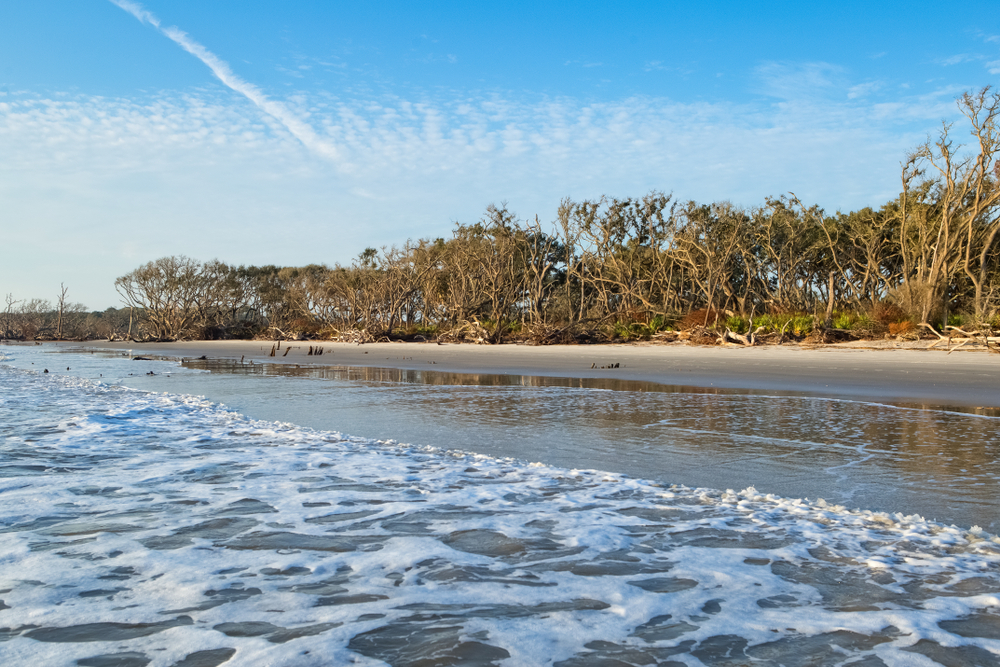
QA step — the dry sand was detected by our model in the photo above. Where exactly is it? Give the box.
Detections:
[70,339,1000,408]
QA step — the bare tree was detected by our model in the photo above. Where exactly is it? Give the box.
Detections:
[115,256,208,340]
[1,294,19,339]
[56,283,68,341]
[957,88,1000,321]
[522,216,559,324]
[899,87,1000,325]
[673,201,748,316]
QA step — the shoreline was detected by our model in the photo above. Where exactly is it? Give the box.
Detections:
[47,339,1000,408]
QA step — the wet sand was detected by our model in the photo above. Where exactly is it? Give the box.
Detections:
[71,340,1000,408]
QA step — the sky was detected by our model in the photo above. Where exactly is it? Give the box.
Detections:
[1,1,999,309]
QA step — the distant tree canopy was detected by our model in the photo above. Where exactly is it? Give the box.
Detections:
[9,88,998,344]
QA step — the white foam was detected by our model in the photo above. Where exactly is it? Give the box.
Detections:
[1,348,999,665]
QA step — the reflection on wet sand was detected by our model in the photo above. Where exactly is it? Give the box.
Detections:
[170,359,1000,530]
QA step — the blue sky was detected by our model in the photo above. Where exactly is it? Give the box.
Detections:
[2,1,999,308]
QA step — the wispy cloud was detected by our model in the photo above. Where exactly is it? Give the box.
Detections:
[0,69,969,308]
[847,81,883,100]
[753,62,845,100]
[108,0,158,25]
[939,53,975,66]
[1,86,959,211]
[108,0,338,160]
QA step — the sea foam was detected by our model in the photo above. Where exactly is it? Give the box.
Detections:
[1,349,999,666]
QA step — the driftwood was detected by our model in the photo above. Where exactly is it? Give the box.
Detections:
[437,320,491,345]
[947,338,972,354]
[522,322,575,345]
[921,323,1000,352]
[721,325,765,346]
[776,320,791,345]
[721,329,748,346]
[920,323,947,341]
[322,328,377,344]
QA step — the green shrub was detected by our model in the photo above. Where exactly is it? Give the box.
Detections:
[763,313,797,334]
[618,319,675,339]
[833,312,853,329]
[412,324,438,337]
[612,321,652,339]
[725,315,748,333]
[480,319,519,335]
[791,315,813,336]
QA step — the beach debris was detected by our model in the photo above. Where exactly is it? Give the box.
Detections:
[282,347,291,357]
[330,328,376,344]
[776,321,791,345]
[437,319,491,345]
[722,327,761,346]
[923,324,1000,352]
[270,345,276,357]
[522,322,577,345]
[132,356,152,361]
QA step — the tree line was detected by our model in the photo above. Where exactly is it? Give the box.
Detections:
[1,290,133,341]
[5,88,999,344]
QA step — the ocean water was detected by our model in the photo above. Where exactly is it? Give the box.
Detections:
[103,354,1000,531]
[2,347,1000,666]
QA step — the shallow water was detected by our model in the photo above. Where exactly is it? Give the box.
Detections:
[91,352,1000,531]
[2,347,1000,666]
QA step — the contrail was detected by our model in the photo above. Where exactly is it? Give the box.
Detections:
[109,0,337,159]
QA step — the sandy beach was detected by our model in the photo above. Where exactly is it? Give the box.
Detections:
[69,339,1000,408]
